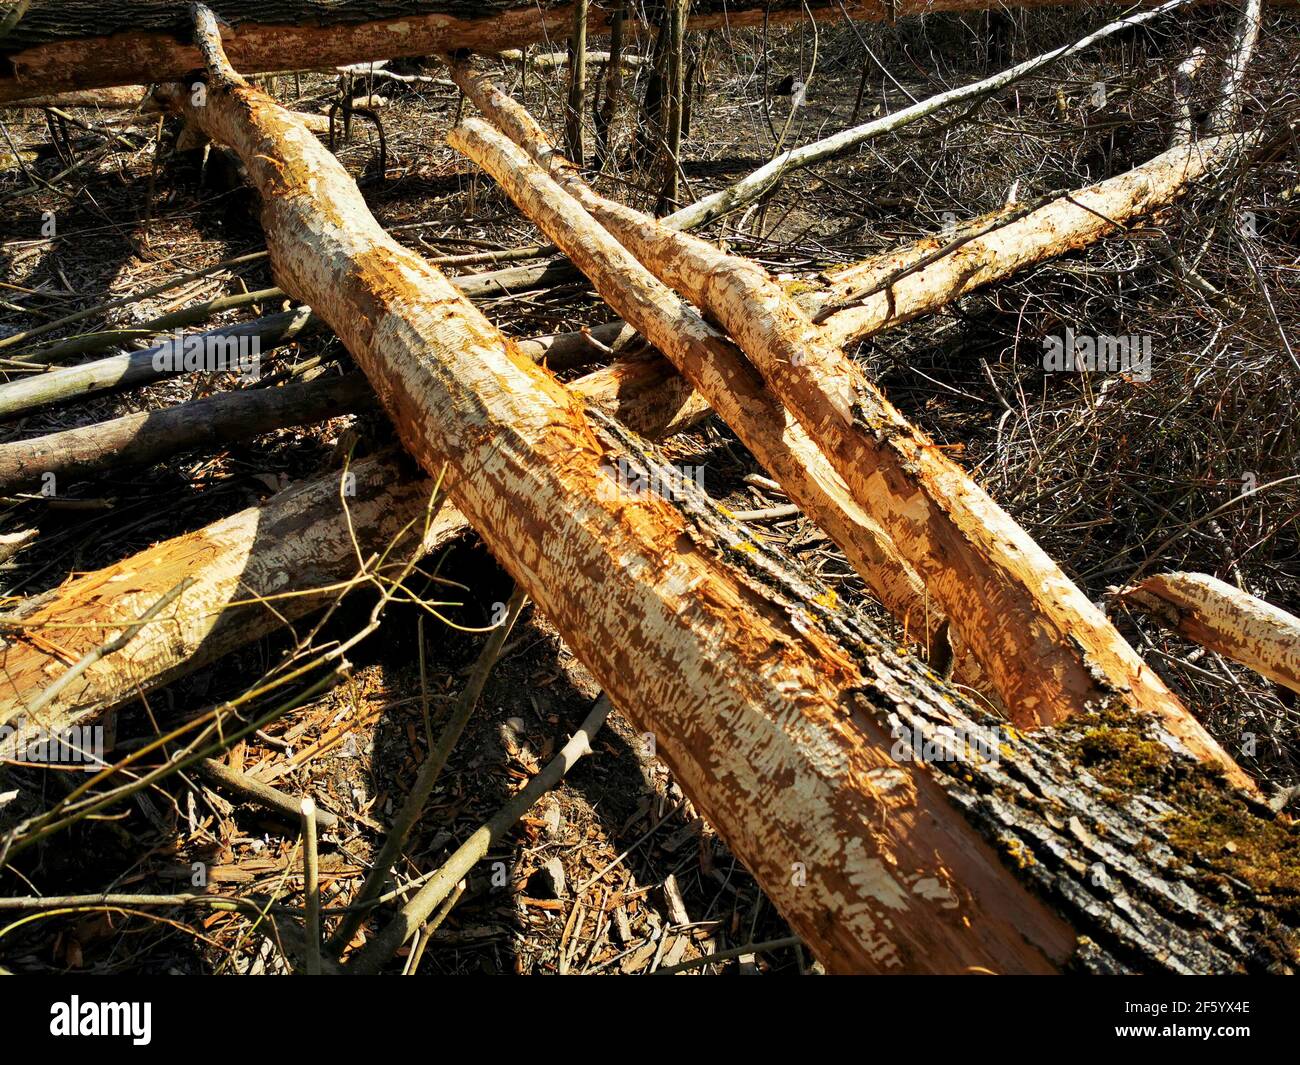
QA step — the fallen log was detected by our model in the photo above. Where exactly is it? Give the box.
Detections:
[0,306,625,423]
[150,6,1086,973]
[498,48,649,70]
[446,100,1247,786]
[1119,572,1300,697]
[0,320,642,493]
[0,353,724,761]
[0,373,370,493]
[448,117,943,660]
[0,0,1201,106]
[50,3,1293,974]
[5,19,1296,973]
[659,0,1198,233]
[0,85,153,109]
[0,452,454,762]
[811,138,1255,348]
[26,286,286,366]
[0,309,315,419]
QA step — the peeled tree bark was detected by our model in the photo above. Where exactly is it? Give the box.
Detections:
[811,134,1253,348]
[0,453,454,763]
[0,0,1210,106]
[444,78,1247,789]
[0,355,711,758]
[1120,573,1300,697]
[144,7,1093,974]
[445,126,948,666]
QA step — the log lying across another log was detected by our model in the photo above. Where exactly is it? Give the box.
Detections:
[7,3,1298,975]
[98,4,1300,974]
[0,451,453,763]
[147,6,1090,973]
[0,350,706,757]
[445,68,1247,787]
[1,0,1224,107]
[1120,572,1300,697]
[809,135,1255,348]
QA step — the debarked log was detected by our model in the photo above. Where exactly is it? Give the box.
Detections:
[0,348,710,756]
[103,4,1300,975]
[0,452,453,760]
[445,115,939,653]
[154,6,1086,973]
[445,101,1246,788]
[1119,572,1300,697]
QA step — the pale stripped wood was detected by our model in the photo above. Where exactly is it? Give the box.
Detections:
[146,11,1076,973]
[444,86,1248,789]
[1121,572,1300,696]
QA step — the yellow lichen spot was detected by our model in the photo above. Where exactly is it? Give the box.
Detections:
[1003,837,1036,869]
[812,588,839,611]
[731,541,757,554]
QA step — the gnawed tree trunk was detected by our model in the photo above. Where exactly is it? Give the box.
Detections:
[0,452,453,762]
[444,90,1246,788]
[145,8,1092,974]
[446,123,956,675]
[0,352,713,755]
[1120,572,1300,696]
[0,0,1181,105]
[810,135,1252,347]
[7,10,1299,972]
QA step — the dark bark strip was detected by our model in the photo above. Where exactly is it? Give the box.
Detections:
[0,0,1231,104]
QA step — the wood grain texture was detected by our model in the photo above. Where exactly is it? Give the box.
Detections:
[444,77,1248,789]
[0,0,1244,104]
[154,21,1082,973]
[1121,572,1300,696]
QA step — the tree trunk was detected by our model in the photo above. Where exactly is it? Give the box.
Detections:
[449,123,960,671]
[1120,572,1300,696]
[593,4,624,167]
[148,8,1086,974]
[0,373,371,493]
[0,452,455,761]
[0,310,315,418]
[7,9,1297,973]
[811,134,1251,348]
[658,0,686,212]
[0,0,1158,105]
[443,78,1248,788]
[0,349,716,753]
[563,0,587,165]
